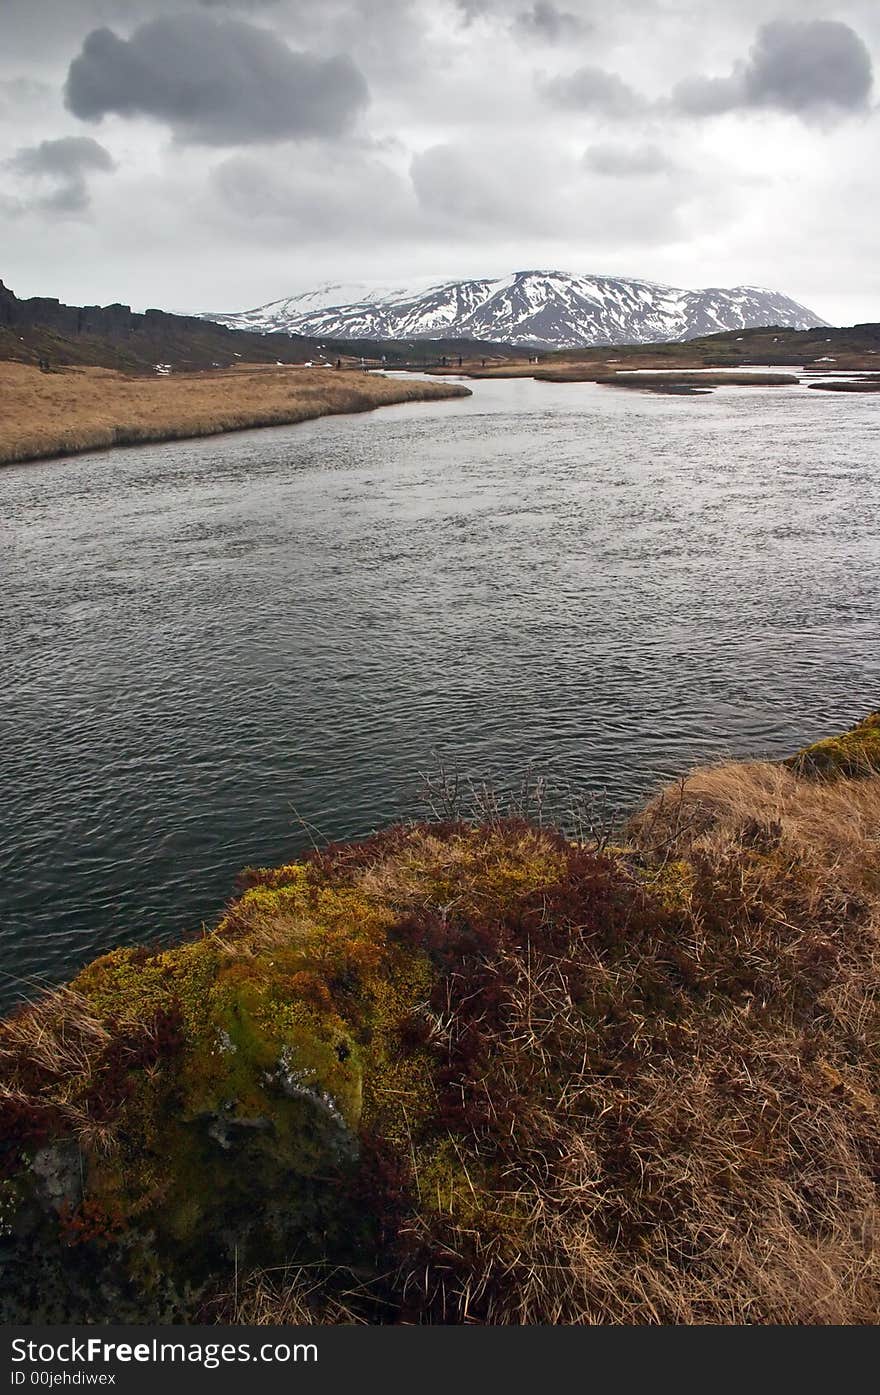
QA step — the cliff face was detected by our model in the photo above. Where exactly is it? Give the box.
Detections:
[2,717,879,1325]
[0,280,141,337]
[0,278,320,372]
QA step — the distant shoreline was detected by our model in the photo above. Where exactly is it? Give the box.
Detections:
[0,363,470,468]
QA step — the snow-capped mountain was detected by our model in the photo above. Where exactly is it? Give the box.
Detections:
[204,270,827,350]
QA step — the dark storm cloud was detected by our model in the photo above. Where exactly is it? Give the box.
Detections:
[10,136,115,178]
[64,12,370,145]
[7,136,115,217]
[515,3,585,42]
[674,19,873,118]
[539,64,645,117]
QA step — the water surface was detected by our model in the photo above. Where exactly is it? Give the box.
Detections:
[2,375,878,1007]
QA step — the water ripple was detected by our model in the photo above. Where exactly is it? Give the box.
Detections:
[1,377,878,1008]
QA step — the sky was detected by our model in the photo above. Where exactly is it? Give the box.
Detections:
[2,0,880,323]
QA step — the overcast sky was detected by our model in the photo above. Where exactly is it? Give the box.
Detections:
[3,0,879,323]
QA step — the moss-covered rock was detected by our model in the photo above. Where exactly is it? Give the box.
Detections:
[787,711,880,777]
[0,822,569,1320]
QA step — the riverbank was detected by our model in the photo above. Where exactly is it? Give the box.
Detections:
[0,362,471,467]
[2,712,879,1324]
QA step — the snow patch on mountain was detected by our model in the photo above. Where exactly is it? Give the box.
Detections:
[204,270,828,349]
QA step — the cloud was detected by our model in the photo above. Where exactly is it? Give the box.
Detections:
[583,141,676,177]
[539,64,646,117]
[212,147,415,239]
[453,0,493,22]
[10,135,115,178]
[407,137,696,246]
[0,76,51,111]
[411,142,536,228]
[674,19,873,120]
[515,3,585,42]
[64,13,369,145]
[7,135,115,217]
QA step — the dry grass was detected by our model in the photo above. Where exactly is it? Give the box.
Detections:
[631,759,880,901]
[0,362,469,467]
[224,1264,378,1325]
[218,758,880,1325]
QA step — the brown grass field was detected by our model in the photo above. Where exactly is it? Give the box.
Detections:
[0,362,470,467]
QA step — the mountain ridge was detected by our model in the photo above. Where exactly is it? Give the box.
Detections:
[207,269,828,350]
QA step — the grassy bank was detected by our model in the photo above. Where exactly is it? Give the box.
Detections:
[2,713,879,1324]
[0,362,470,467]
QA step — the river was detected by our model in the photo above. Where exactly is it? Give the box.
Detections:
[1,373,878,1007]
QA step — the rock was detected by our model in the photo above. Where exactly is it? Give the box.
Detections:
[31,1142,83,1211]
[787,711,880,777]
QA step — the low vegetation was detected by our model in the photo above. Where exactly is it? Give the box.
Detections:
[2,714,879,1324]
[537,369,798,394]
[0,363,470,467]
[809,377,880,393]
[429,360,802,392]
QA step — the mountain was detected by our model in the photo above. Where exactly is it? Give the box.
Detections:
[207,270,829,350]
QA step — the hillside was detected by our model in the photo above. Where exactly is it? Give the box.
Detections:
[2,713,879,1324]
[540,320,880,369]
[208,269,828,350]
[0,280,513,375]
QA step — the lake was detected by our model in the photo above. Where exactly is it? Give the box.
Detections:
[2,374,878,1009]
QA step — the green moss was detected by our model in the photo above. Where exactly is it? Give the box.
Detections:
[3,843,469,1313]
[72,939,222,1048]
[638,858,695,912]
[787,711,880,778]
[358,946,437,1145]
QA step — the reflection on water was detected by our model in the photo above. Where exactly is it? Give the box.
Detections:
[2,374,878,1007]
